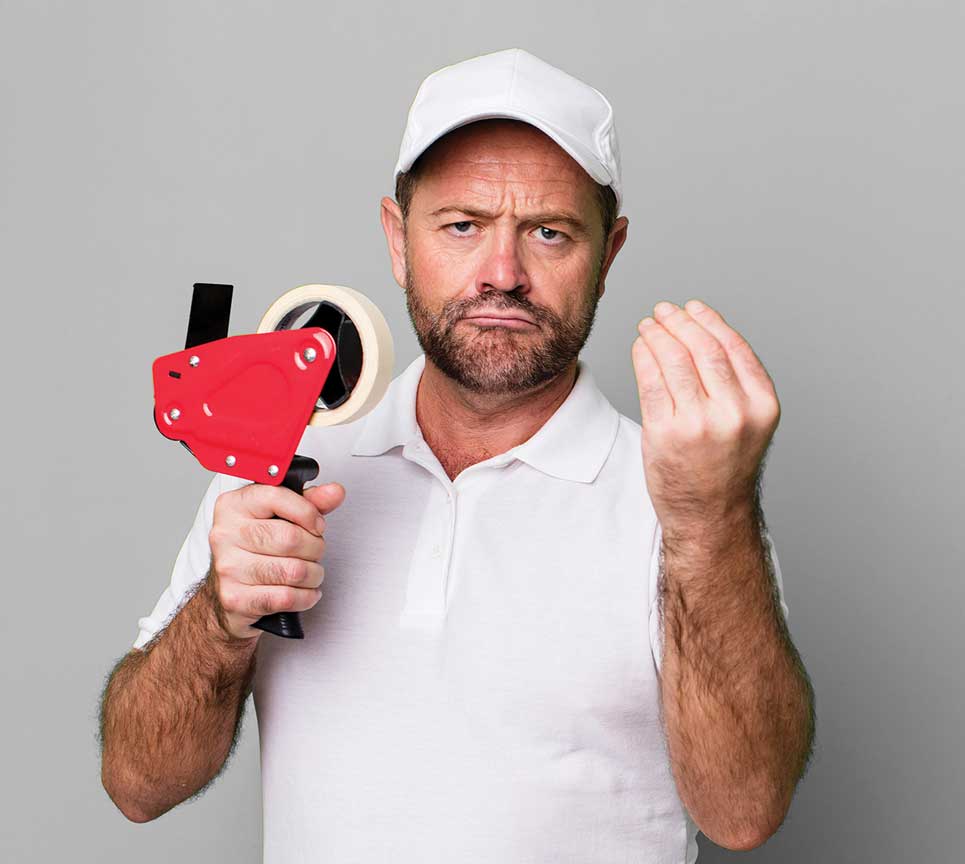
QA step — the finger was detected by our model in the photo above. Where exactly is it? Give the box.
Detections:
[225,583,323,620]
[682,299,776,399]
[303,482,346,516]
[236,517,326,561]
[631,331,673,424]
[638,316,705,411]
[236,483,326,536]
[652,301,745,402]
[241,552,326,589]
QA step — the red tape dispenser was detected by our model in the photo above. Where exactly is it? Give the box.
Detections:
[153,283,394,639]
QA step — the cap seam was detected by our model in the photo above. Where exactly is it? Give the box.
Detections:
[509,48,520,106]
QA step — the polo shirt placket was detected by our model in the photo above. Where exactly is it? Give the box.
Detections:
[398,438,516,631]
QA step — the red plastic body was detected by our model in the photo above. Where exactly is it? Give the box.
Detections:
[152,328,336,485]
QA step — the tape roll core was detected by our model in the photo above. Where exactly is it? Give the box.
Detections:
[257,284,395,427]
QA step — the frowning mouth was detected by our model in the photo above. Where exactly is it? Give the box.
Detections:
[462,313,537,329]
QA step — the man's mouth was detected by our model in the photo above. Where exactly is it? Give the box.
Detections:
[462,311,537,328]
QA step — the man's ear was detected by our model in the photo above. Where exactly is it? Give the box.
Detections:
[596,215,629,300]
[380,197,408,290]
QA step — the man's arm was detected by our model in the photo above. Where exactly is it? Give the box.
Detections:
[98,574,260,823]
[655,506,815,851]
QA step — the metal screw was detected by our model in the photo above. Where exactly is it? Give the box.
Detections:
[303,347,317,363]
[225,455,236,467]
[188,355,200,367]
[169,408,181,421]
[267,464,279,477]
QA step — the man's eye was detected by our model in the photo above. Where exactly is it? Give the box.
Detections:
[537,226,565,242]
[444,222,566,243]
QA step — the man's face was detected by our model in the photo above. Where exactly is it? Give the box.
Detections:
[384,119,624,396]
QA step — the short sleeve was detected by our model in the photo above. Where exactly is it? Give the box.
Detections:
[132,472,247,650]
[648,521,790,674]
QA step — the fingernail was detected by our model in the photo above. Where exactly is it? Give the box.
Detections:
[687,299,706,312]
[640,317,655,328]
[316,516,326,534]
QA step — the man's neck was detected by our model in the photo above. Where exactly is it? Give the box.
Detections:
[415,357,579,480]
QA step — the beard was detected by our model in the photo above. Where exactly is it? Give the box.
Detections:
[403,247,605,396]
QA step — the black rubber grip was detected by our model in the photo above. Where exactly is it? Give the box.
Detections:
[251,455,320,640]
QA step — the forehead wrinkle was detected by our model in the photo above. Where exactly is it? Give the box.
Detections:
[437,154,585,182]
[429,168,587,213]
[465,178,578,204]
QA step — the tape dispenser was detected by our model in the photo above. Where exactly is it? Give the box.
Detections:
[152,283,394,639]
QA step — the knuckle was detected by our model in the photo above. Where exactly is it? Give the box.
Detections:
[713,404,746,436]
[212,492,230,520]
[287,558,308,586]
[274,486,295,512]
[681,417,709,441]
[208,523,227,550]
[212,550,236,580]
[277,521,301,553]
[276,586,298,611]
[218,581,240,614]
[753,396,781,428]
[243,482,271,512]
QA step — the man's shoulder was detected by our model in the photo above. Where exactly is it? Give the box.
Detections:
[296,415,371,463]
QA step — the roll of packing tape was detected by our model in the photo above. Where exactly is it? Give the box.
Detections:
[257,283,395,427]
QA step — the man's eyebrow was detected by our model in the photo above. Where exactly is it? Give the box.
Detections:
[428,205,589,231]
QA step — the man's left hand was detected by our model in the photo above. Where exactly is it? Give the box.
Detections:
[630,299,781,542]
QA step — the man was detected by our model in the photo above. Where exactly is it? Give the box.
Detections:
[100,48,814,861]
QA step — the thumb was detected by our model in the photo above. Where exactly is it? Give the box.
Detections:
[303,482,346,515]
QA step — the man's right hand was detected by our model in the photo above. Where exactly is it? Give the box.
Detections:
[206,481,346,641]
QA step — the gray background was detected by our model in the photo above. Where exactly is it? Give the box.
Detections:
[1,1,961,861]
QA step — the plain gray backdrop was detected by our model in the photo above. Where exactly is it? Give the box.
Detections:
[2,1,961,861]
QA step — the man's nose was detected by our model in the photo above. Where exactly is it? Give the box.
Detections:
[476,224,528,295]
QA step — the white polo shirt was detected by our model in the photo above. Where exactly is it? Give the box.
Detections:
[134,352,789,863]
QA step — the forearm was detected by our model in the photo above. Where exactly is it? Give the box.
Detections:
[656,508,814,850]
[100,573,260,822]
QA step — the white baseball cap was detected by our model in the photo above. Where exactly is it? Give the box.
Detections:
[394,48,623,213]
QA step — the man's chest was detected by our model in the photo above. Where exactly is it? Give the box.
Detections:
[254,465,662,770]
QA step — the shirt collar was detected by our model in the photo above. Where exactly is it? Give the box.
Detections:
[350,353,620,484]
